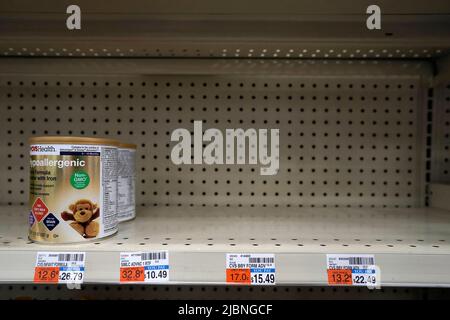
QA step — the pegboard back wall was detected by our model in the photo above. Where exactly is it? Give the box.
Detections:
[0,61,428,208]
[433,83,450,182]
[3,284,449,300]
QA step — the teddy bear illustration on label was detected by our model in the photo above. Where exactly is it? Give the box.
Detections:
[61,199,100,238]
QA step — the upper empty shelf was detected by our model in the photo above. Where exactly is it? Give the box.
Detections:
[0,0,449,59]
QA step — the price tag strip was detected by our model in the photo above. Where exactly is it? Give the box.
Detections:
[34,252,85,284]
[120,251,169,283]
[327,254,379,286]
[226,253,275,285]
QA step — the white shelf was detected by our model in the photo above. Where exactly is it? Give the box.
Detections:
[1,205,450,286]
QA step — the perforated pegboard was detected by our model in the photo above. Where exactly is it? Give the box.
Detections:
[432,83,450,183]
[0,60,430,208]
[3,284,449,300]
[2,43,448,59]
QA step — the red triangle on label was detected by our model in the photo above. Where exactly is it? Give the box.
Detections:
[32,197,49,222]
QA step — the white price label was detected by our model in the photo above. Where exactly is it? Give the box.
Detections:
[34,252,85,284]
[226,253,275,285]
[120,251,169,283]
[327,254,379,287]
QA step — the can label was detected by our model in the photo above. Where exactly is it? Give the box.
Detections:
[29,144,118,243]
[117,148,136,222]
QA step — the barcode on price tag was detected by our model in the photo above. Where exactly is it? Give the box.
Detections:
[34,252,85,284]
[326,254,378,287]
[226,253,275,285]
[120,251,169,283]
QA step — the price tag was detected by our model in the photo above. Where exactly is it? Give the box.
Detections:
[120,251,169,283]
[226,253,275,285]
[34,252,85,284]
[327,254,378,286]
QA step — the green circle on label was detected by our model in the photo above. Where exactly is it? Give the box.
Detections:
[70,171,90,189]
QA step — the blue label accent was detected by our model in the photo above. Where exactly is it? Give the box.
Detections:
[29,211,35,227]
[60,267,85,271]
[250,268,276,273]
[43,213,59,231]
[60,152,100,156]
[144,265,169,271]
[352,269,375,274]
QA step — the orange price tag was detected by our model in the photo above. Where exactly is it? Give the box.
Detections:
[226,268,251,284]
[34,267,59,283]
[327,269,353,285]
[120,267,145,282]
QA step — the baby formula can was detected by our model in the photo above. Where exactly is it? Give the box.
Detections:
[29,136,119,243]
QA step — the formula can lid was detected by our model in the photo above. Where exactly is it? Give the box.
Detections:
[118,142,137,149]
[29,136,120,146]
